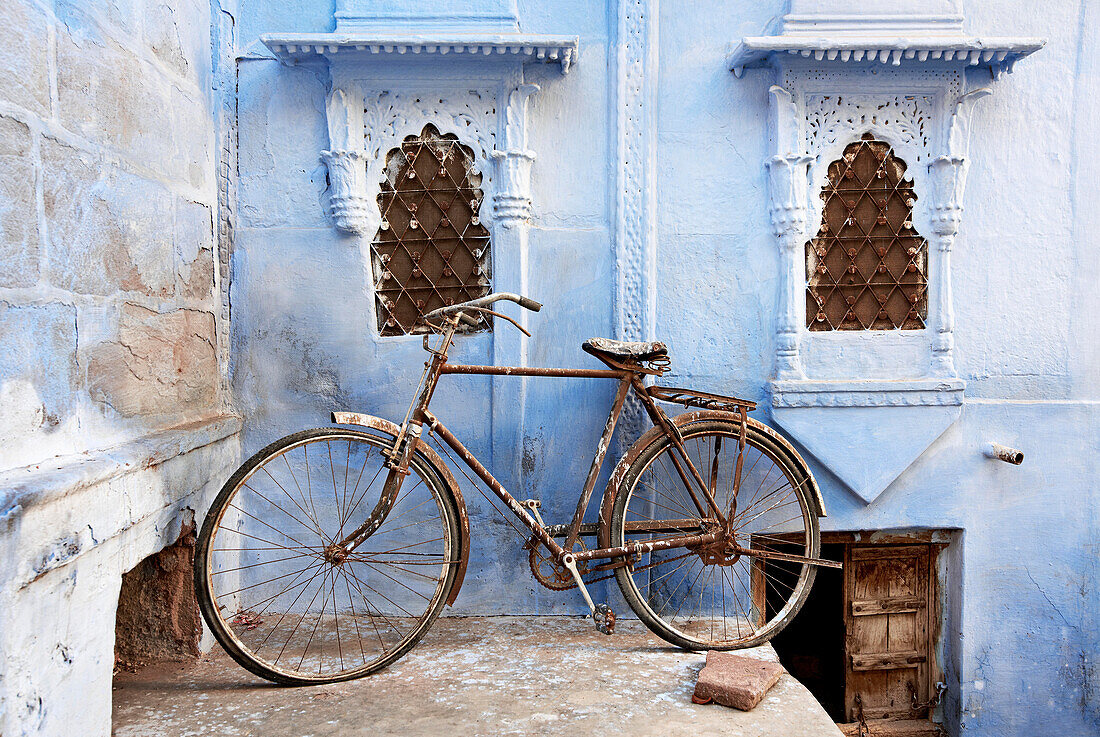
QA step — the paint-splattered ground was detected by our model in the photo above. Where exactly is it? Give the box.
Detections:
[112,616,841,737]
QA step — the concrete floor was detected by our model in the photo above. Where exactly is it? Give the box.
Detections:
[113,616,843,737]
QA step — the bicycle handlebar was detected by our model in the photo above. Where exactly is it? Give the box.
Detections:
[422,292,542,324]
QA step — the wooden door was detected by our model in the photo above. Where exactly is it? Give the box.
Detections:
[844,544,933,722]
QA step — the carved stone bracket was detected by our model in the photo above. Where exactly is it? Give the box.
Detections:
[491,83,539,228]
[321,150,371,234]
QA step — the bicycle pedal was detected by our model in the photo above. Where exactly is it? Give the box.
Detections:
[593,603,616,635]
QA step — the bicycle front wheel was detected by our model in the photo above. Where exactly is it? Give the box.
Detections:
[194,428,461,685]
[610,419,820,650]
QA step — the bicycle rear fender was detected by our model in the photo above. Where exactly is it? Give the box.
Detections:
[331,411,470,607]
[597,409,826,548]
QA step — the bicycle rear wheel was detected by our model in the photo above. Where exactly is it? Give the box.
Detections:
[609,419,820,650]
[194,428,461,685]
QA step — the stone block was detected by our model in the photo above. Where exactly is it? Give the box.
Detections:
[86,302,218,417]
[0,301,79,451]
[55,11,174,169]
[175,199,215,301]
[55,0,143,42]
[142,0,210,86]
[42,138,176,297]
[693,650,785,711]
[0,115,40,288]
[0,0,51,117]
[169,85,213,189]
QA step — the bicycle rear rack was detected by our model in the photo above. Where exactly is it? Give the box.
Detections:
[648,385,756,413]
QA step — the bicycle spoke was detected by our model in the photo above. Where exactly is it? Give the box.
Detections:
[200,431,457,683]
[615,421,817,650]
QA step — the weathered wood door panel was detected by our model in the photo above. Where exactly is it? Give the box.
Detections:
[844,545,932,721]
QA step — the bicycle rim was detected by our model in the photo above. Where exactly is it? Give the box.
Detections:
[195,429,460,684]
[611,420,819,650]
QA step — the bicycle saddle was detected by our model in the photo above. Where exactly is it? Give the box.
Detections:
[582,337,668,362]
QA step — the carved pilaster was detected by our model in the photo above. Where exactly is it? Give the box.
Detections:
[614,0,659,451]
[491,150,535,227]
[927,155,965,376]
[926,88,989,377]
[766,86,812,380]
[491,83,538,229]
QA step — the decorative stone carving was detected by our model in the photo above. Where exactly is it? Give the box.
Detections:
[804,92,935,156]
[772,378,965,408]
[614,0,658,446]
[263,34,578,74]
[925,88,990,376]
[491,83,539,228]
[320,150,371,234]
[766,87,813,380]
[733,4,1042,503]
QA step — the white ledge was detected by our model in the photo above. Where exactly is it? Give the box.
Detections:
[770,378,965,408]
[261,33,579,73]
[729,35,1044,78]
[0,414,242,525]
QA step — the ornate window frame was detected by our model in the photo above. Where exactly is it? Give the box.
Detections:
[736,36,1040,409]
[730,4,1043,503]
[261,26,577,490]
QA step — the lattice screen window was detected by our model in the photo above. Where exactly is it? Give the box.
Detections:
[806,134,928,331]
[371,124,492,336]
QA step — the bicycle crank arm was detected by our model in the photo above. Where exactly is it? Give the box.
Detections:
[734,546,842,569]
[561,553,616,635]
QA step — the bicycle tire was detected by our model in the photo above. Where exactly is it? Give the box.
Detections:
[194,427,461,685]
[609,418,820,650]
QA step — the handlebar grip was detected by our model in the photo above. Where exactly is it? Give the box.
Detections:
[518,296,542,312]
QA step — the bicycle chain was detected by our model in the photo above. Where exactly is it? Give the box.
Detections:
[528,537,602,591]
[527,537,697,592]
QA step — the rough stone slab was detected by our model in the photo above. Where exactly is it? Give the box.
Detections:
[0,115,39,288]
[174,198,215,300]
[693,650,786,711]
[85,303,218,417]
[113,616,843,737]
[42,138,177,297]
[0,0,51,116]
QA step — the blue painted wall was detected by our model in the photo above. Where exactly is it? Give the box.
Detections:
[229,2,1099,735]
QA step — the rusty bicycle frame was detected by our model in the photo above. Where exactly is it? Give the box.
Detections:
[326,294,835,628]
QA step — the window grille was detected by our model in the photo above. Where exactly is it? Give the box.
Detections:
[806,134,927,331]
[371,124,492,336]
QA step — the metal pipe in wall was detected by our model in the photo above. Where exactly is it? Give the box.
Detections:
[984,442,1024,465]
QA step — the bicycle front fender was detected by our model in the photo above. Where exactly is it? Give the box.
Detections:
[331,411,470,607]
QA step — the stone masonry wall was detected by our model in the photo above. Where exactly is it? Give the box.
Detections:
[0,2,241,736]
[0,0,226,468]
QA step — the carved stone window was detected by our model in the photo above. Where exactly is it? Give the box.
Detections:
[806,135,927,331]
[371,124,492,336]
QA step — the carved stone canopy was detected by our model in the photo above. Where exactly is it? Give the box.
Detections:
[263,34,577,75]
[729,0,1043,79]
[261,27,577,236]
[732,0,1043,504]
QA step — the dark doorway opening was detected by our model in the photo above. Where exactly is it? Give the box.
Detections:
[769,542,847,720]
[766,532,952,737]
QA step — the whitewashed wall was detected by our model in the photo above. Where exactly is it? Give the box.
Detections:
[0,2,240,735]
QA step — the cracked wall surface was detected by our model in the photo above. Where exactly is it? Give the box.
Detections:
[229,2,1099,737]
[0,1,240,736]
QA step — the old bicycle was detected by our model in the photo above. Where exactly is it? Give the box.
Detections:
[194,292,836,685]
